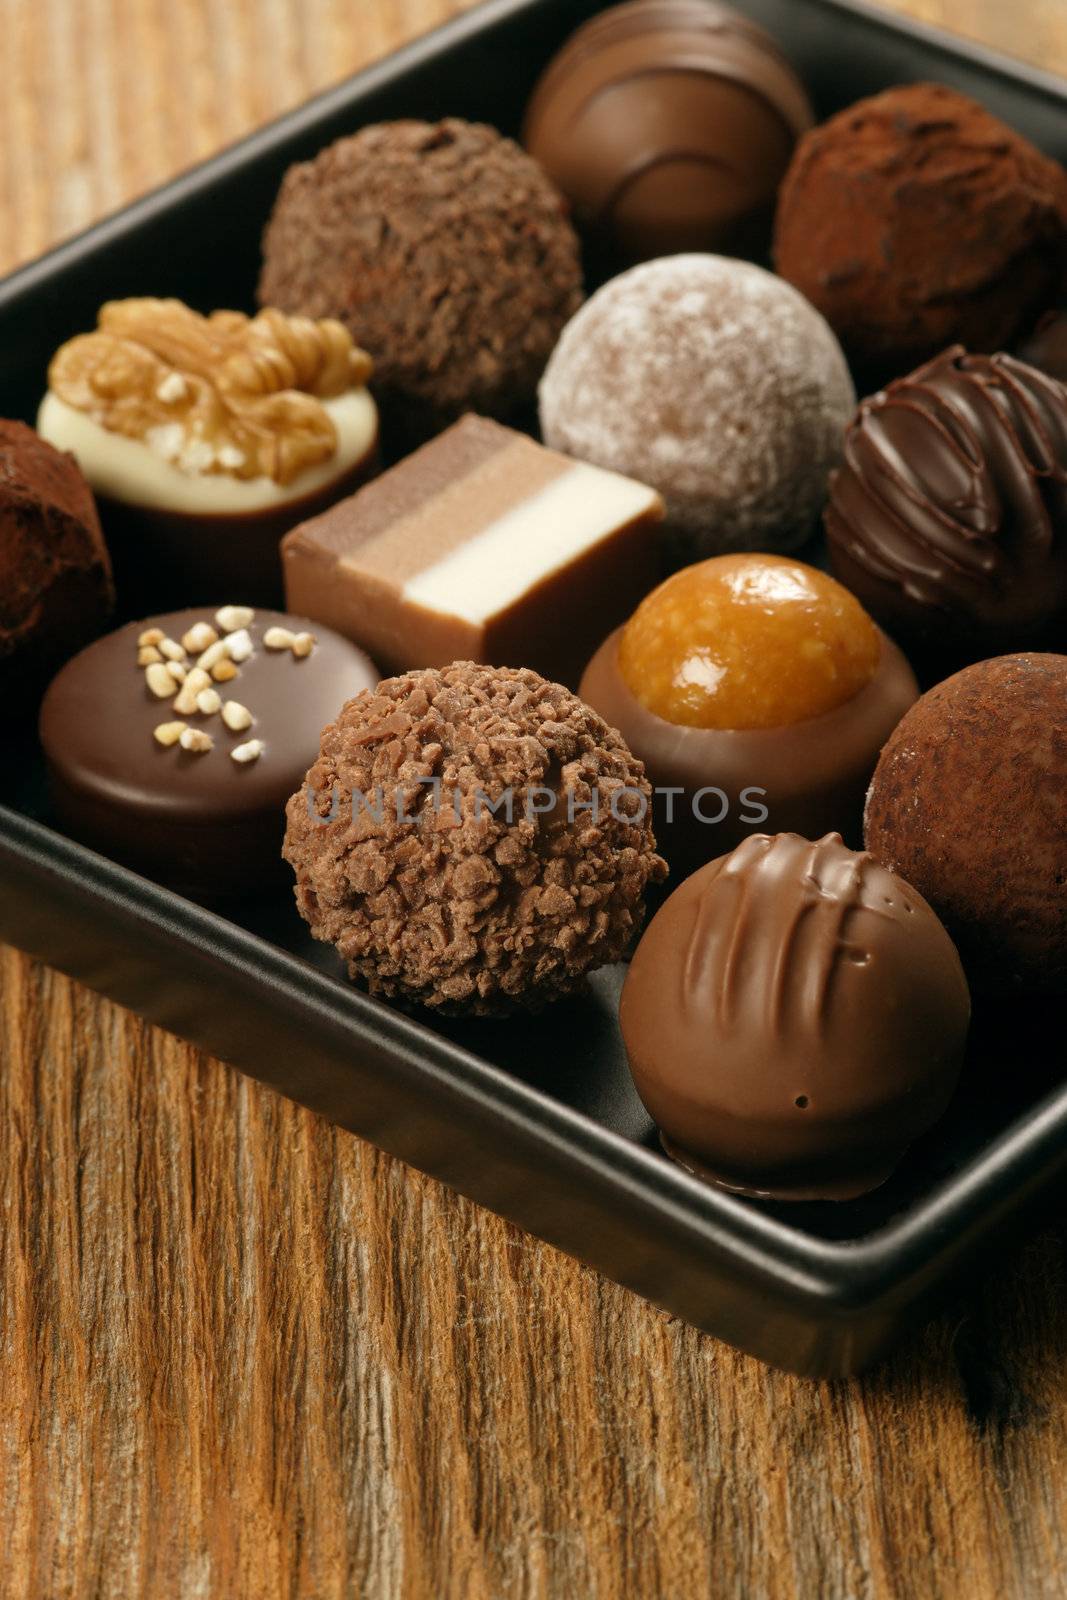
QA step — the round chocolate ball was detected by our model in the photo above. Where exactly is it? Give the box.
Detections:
[865,654,1067,995]
[579,554,917,877]
[523,0,813,263]
[40,607,379,900]
[774,84,1067,383]
[259,119,583,434]
[825,348,1067,674]
[539,255,854,565]
[283,661,667,1014]
[621,832,971,1201]
[0,419,113,713]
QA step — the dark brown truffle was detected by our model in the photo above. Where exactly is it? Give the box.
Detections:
[523,0,813,263]
[774,84,1067,381]
[865,654,1067,995]
[825,348,1067,673]
[0,420,113,710]
[283,661,667,1014]
[259,119,583,432]
[621,832,970,1201]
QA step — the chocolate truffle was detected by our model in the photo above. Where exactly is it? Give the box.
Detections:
[0,419,113,709]
[283,414,663,687]
[284,661,667,1014]
[774,84,1067,381]
[579,554,917,876]
[37,299,378,610]
[258,119,583,433]
[40,606,379,899]
[826,348,1067,673]
[1017,309,1067,381]
[539,255,854,564]
[621,832,971,1201]
[865,654,1067,995]
[523,0,813,263]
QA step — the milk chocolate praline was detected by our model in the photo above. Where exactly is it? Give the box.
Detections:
[826,349,1067,675]
[40,607,379,900]
[523,0,813,263]
[865,654,1067,995]
[579,557,918,878]
[621,833,971,1201]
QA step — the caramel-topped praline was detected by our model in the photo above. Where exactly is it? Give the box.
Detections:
[621,832,970,1201]
[580,555,918,876]
[618,554,880,729]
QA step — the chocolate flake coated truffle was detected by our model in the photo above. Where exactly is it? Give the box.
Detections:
[826,348,1067,671]
[523,0,813,263]
[0,419,113,708]
[865,654,1067,996]
[621,832,970,1201]
[774,84,1067,381]
[259,119,583,430]
[539,254,854,564]
[284,662,667,1014]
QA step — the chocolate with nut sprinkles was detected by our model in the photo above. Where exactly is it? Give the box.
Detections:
[39,606,379,899]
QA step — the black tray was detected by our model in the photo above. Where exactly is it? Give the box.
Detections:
[2,0,1066,1377]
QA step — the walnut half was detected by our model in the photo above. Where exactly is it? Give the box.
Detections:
[48,298,374,487]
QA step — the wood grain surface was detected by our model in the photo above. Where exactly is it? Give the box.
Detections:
[2,2,1067,1597]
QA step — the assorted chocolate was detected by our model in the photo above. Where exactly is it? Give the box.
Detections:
[523,0,813,263]
[9,5,1067,1204]
[620,833,971,1201]
[539,254,855,566]
[282,414,663,686]
[865,654,1067,997]
[37,298,378,609]
[580,554,918,876]
[826,348,1067,673]
[39,606,378,898]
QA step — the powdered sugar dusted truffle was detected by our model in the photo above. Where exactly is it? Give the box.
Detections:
[284,661,667,1013]
[539,254,855,562]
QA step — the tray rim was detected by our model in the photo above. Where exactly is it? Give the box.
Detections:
[1,0,1066,1358]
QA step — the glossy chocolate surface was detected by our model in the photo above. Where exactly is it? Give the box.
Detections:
[39,607,379,899]
[826,348,1067,670]
[523,0,812,261]
[579,625,917,878]
[621,833,971,1200]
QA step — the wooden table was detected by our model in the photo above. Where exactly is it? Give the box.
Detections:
[2,2,1066,1595]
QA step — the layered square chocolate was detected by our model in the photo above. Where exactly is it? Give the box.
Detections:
[281,415,664,685]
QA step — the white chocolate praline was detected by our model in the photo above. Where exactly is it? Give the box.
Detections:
[36,388,377,515]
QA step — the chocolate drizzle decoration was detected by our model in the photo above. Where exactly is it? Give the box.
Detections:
[826,347,1067,661]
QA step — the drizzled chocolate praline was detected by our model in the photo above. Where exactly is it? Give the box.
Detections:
[620,832,971,1201]
[825,348,1067,672]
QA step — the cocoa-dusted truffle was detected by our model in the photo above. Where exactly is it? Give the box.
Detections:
[539,255,854,564]
[621,833,970,1201]
[259,119,583,431]
[865,654,1067,995]
[826,348,1067,673]
[523,0,813,263]
[774,84,1067,380]
[1017,308,1067,381]
[0,419,113,709]
[284,662,666,1013]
